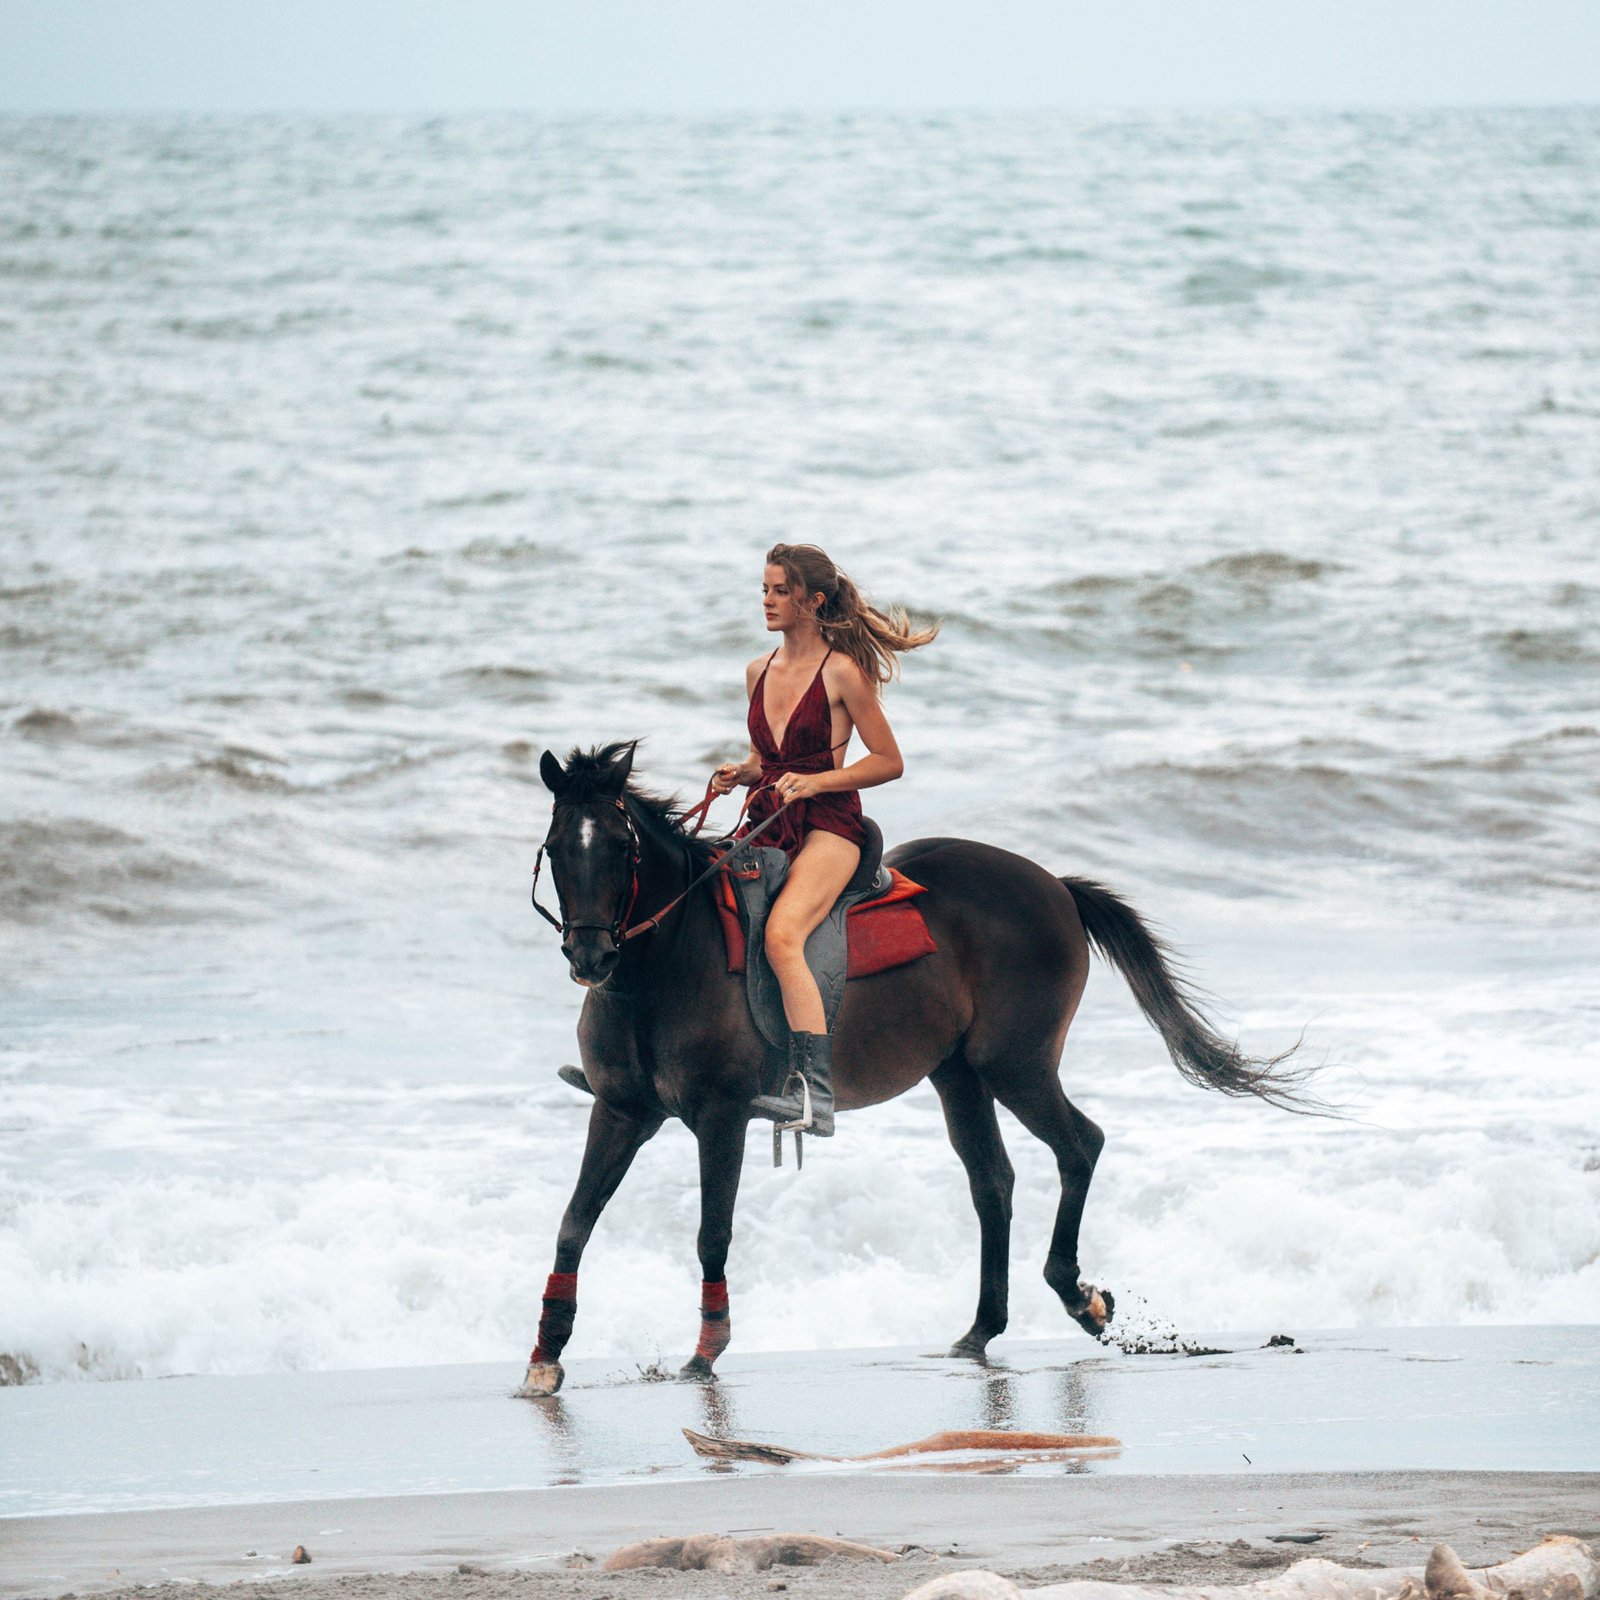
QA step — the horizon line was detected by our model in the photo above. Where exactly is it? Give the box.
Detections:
[3,97,1596,117]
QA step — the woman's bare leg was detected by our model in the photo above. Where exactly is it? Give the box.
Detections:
[764,831,861,1032]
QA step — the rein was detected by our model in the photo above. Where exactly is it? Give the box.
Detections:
[534,727,851,947]
[530,782,792,946]
[677,727,850,841]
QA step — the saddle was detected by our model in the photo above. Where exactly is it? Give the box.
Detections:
[714,818,937,1052]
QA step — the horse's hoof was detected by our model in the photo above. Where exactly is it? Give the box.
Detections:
[948,1332,992,1361]
[1071,1284,1114,1339]
[679,1354,717,1381]
[515,1360,565,1398]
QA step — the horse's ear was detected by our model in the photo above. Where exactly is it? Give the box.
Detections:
[612,741,637,788]
[539,750,568,795]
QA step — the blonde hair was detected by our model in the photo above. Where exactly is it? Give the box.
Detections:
[766,543,939,689]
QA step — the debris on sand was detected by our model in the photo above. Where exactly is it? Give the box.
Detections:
[1108,1332,1231,1357]
[681,1426,1120,1467]
[897,1535,1598,1600]
[602,1533,898,1574]
[1095,1295,1230,1357]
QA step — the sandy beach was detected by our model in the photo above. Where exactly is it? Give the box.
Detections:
[5,1329,1597,1600]
[6,1470,1598,1600]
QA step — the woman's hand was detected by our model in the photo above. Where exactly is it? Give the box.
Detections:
[772,771,827,804]
[711,760,756,796]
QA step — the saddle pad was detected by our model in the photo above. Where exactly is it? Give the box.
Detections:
[715,866,936,980]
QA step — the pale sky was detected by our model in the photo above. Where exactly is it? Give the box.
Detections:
[1,0,1595,113]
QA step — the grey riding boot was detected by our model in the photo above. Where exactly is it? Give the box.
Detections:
[558,1064,594,1096]
[750,1030,836,1137]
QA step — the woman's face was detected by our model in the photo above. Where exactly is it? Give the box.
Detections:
[762,563,818,632]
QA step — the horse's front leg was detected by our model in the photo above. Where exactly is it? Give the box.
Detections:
[679,1099,749,1380]
[516,1098,663,1398]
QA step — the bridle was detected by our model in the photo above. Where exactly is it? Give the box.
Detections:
[531,797,643,945]
[531,781,793,949]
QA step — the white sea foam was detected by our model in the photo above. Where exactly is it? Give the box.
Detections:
[3,928,1596,1383]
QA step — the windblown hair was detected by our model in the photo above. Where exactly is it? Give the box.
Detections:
[766,543,938,690]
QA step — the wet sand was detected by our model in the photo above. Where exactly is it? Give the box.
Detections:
[4,1329,1597,1599]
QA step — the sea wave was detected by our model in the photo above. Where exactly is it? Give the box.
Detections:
[0,818,235,925]
[446,664,555,701]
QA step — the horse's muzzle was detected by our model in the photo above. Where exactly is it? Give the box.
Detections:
[562,934,620,988]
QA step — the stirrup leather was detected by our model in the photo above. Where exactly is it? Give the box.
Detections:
[769,1070,811,1169]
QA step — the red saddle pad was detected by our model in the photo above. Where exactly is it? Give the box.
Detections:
[715,866,936,979]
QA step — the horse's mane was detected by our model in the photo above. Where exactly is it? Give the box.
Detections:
[560,741,720,868]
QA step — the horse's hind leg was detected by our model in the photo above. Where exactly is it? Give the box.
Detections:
[984,1064,1112,1339]
[516,1100,664,1398]
[930,1056,1014,1361]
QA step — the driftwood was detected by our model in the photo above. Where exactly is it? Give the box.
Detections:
[900,1537,1600,1600]
[602,1532,898,1573]
[682,1426,1121,1466]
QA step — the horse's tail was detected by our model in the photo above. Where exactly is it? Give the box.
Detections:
[1060,876,1326,1115]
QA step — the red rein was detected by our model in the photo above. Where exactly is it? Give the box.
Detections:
[679,775,752,838]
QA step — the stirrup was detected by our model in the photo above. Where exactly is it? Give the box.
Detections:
[770,1072,812,1169]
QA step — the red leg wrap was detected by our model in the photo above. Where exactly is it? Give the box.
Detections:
[694,1278,731,1363]
[530,1271,578,1365]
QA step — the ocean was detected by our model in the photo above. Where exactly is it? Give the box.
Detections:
[2,108,1596,1384]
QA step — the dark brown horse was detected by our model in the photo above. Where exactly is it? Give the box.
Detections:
[518,741,1314,1398]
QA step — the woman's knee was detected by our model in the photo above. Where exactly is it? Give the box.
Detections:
[765,913,806,963]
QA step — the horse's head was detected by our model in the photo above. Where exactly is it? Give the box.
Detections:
[536,741,642,988]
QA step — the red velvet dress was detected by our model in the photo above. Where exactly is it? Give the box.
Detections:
[739,649,868,862]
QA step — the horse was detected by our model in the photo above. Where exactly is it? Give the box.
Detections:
[517,740,1316,1399]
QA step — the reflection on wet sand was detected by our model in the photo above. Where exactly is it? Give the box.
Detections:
[875,1448,1112,1475]
[520,1394,582,1486]
[695,1377,742,1474]
[980,1365,1015,1429]
[1052,1361,1098,1437]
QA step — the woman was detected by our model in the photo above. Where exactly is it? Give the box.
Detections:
[711,543,937,1136]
